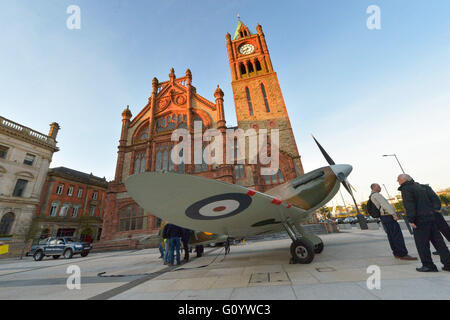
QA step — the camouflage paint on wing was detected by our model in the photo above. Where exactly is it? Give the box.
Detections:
[266,166,338,211]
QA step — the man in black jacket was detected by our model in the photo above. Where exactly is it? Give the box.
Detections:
[398,174,450,272]
[181,228,191,262]
[166,223,182,266]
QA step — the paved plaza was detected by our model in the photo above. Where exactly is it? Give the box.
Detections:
[0,228,449,300]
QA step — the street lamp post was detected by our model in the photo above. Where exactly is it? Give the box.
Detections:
[382,154,413,234]
[382,154,406,174]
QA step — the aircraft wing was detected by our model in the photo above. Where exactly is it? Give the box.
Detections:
[125,172,313,238]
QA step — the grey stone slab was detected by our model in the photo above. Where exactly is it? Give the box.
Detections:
[111,290,182,300]
[269,272,289,283]
[230,285,296,300]
[174,288,233,300]
[249,273,268,284]
[421,274,450,287]
[292,282,379,300]
[355,278,450,300]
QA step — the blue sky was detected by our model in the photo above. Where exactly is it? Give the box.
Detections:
[1,0,450,205]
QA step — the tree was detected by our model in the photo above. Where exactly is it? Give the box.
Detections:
[20,218,40,259]
[439,194,449,207]
[394,200,405,213]
[361,201,368,215]
[317,206,331,220]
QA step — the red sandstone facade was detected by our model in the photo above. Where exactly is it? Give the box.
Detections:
[36,167,108,242]
[99,21,305,249]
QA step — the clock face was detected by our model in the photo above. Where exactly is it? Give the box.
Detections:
[239,44,255,55]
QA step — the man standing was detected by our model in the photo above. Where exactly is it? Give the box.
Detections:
[166,223,182,266]
[398,174,450,272]
[161,222,170,265]
[181,228,191,262]
[370,183,417,261]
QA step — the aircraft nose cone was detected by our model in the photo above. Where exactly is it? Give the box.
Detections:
[330,164,353,181]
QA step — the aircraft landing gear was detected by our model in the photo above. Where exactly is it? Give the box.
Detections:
[283,220,315,264]
[290,239,314,264]
[314,242,324,254]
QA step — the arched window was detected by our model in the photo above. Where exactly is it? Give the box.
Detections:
[49,202,59,217]
[140,156,146,173]
[239,63,246,75]
[72,205,80,218]
[155,151,162,171]
[169,147,175,172]
[247,61,254,73]
[162,150,168,171]
[245,87,254,116]
[59,204,71,217]
[255,59,262,71]
[134,153,146,174]
[260,83,270,112]
[195,147,209,172]
[178,148,185,173]
[134,157,140,174]
[0,212,14,234]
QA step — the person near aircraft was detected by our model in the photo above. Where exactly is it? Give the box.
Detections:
[181,227,191,262]
[195,245,204,257]
[432,211,450,255]
[167,223,182,266]
[398,174,450,272]
[369,183,417,261]
[429,199,450,255]
[161,222,170,264]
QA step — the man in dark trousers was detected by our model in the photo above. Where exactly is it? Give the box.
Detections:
[166,223,182,266]
[431,206,450,255]
[369,183,417,260]
[398,174,450,272]
[181,228,191,262]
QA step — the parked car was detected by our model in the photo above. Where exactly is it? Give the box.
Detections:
[27,237,92,261]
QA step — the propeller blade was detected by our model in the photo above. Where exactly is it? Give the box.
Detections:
[349,182,358,193]
[341,179,352,195]
[312,135,335,166]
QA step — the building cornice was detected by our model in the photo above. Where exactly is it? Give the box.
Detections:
[0,116,59,153]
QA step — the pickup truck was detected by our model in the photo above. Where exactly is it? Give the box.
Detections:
[28,237,92,261]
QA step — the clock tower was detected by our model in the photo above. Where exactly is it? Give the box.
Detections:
[226,20,304,176]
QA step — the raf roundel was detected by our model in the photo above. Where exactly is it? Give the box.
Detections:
[185,193,252,220]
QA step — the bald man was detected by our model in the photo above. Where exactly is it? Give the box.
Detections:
[370,183,416,260]
[398,174,450,272]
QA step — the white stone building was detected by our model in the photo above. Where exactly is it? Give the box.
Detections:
[0,116,59,256]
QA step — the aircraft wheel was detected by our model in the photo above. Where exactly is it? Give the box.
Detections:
[290,239,315,264]
[314,242,324,254]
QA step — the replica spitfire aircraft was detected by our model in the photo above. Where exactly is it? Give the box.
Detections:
[126,138,364,264]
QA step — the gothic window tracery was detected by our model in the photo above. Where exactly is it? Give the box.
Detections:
[156,113,187,133]
[155,145,178,173]
[134,153,146,174]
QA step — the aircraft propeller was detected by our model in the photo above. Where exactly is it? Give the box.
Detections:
[312,135,368,230]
